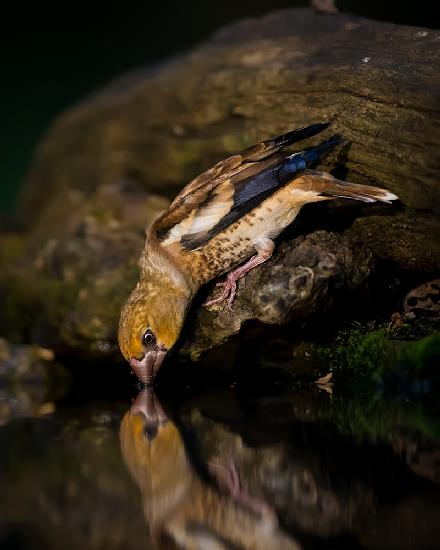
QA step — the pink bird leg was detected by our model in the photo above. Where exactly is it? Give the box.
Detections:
[209,459,278,526]
[204,238,275,308]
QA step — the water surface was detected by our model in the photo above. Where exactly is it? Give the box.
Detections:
[1,379,439,549]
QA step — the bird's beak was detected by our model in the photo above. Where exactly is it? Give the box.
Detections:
[130,389,168,425]
[130,349,167,385]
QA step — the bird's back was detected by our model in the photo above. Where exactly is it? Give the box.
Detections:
[150,123,396,285]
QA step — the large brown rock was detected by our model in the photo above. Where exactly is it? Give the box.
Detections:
[183,230,375,359]
[1,8,439,361]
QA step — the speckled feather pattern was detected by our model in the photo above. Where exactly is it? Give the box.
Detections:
[118,123,398,371]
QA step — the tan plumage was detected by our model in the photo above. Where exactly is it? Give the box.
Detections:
[118,123,398,383]
[120,390,300,549]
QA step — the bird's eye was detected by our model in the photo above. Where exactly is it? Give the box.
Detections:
[144,424,158,441]
[142,328,156,347]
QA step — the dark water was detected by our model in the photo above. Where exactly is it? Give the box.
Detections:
[1,376,440,550]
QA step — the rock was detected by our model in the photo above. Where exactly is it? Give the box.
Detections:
[183,231,374,359]
[1,8,439,362]
[404,279,440,318]
[347,209,440,273]
[0,338,70,424]
[0,337,57,383]
[20,8,440,225]
[0,182,168,358]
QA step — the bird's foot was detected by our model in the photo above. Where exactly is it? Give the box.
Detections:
[209,458,278,527]
[203,238,275,310]
[203,273,238,309]
[209,458,240,498]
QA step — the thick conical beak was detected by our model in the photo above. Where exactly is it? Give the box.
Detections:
[129,388,168,425]
[130,349,167,385]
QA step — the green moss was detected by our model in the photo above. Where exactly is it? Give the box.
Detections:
[317,323,440,388]
[317,324,392,379]
[323,393,440,443]
[398,333,440,372]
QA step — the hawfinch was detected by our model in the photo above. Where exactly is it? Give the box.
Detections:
[118,123,397,384]
[120,390,300,549]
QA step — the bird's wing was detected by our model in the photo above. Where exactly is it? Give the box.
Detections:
[170,122,331,207]
[152,123,333,251]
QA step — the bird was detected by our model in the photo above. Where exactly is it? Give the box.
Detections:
[120,389,300,549]
[118,122,398,384]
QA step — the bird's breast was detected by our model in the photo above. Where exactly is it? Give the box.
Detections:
[169,186,306,283]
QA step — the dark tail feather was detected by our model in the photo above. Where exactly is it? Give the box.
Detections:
[273,121,332,148]
[301,135,343,163]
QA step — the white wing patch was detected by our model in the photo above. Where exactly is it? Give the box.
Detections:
[289,188,323,202]
[161,180,235,246]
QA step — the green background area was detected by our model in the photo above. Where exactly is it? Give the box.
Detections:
[1,1,438,213]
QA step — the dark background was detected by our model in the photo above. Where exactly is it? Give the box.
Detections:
[1,0,439,212]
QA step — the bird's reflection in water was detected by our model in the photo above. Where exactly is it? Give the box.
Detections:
[120,389,300,550]
[120,390,440,549]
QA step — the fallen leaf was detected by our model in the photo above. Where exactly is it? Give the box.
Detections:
[314,372,333,384]
[317,383,333,395]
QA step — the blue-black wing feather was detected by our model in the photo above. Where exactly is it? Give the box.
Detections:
[153,123,339,250]
[181,135,341,250]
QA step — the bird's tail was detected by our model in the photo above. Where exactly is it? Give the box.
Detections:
[319,177,398,203]
[280,135,398,204]
[299,170,399,204]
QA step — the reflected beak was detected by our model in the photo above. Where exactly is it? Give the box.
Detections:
[130,349,167,385]
[130,389,168,425]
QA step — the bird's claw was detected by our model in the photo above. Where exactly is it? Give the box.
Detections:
[203,277,237,309]
[209,458,278,526]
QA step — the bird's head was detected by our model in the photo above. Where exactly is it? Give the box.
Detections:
[118,276,189,385]
[120,390,189,524]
